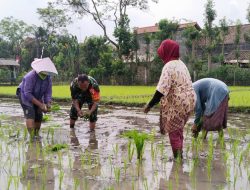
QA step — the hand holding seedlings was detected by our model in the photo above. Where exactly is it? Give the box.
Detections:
[46,103,51,112]
[40,103,48,113]
[77,110,84,117]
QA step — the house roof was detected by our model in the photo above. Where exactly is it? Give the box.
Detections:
[0,59,20,67]
[199,23,250,46]
[223,24,250,45]
[225,50,250,62]
[134,22,201,34]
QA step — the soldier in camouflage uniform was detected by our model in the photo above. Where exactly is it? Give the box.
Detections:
[69,74,100,131]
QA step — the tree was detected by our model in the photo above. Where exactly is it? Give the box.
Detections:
[219,17,229,61]
[114,14,132,58]
[203,0,217,72]
[81,36,109,68]
[37,2,72,34]
[0,17,32,57]
[157,19,179,41]
[183,26,201,80]
[142,33,152,84]
[130,31,140,63]
[52,35,80,78]
[234,20,241,63]
[58,0,158,56]
[244,4,250,46]
[247,3,250,23]
[0,38,13,58]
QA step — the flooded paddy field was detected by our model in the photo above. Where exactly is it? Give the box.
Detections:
[0,98,249,190]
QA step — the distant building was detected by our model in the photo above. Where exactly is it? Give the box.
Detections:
[134,22,201,62]
[0,58,20,84]
[132,22,201,84]
[198,23,250,68]
[224,50,250,68]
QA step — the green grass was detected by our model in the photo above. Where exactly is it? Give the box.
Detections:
[0,85,249,109]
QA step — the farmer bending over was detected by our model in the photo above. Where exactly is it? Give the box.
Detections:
[69,74,100,131]
[192,78,229,139]
[17,58,58,138]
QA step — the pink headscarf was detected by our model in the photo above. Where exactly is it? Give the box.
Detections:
[157,39,180,64]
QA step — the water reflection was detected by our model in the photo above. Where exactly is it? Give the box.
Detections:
[20,140,55,190]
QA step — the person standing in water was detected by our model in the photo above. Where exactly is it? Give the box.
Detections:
[192,78,229,139]
[144,39,196,159]
[69,74,100,131]
[17,57,58,138]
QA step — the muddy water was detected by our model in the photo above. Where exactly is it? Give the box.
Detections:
[0,98,249,190]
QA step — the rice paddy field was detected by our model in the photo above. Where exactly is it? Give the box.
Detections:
[0,85,250,109]
[0,99,249,190]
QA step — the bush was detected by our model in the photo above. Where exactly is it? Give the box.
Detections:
[198,65,250,86]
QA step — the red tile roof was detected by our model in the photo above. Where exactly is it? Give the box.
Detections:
[134,22,201,34]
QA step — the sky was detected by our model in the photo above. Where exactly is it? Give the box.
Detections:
[0,0,249,42]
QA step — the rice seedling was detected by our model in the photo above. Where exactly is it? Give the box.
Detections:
[13,176,19,190]
[239,151,243,166]
[143,177,149,190]
[132,177,135,190]
[68,153,73,170]
[159,140,165,158]
[7,176,12,190]
[36,142,41,160]
[233,172,238,189]
[232,139,240,160]
[127,140,135,162]
[80,153,86,168]
[27,181,31,190]
[58,151,63,169]
[114,167,121,183]
[33,166,39,180]
[59,170,64,190]
[112,143,118,157]
[123,130,152,160]
[108,155,113,172]
[207,134,214,180]
[45,143,68,152]
[73,178,80,190]
[42,114,51,122]
[51,103,61,112]
[168,180,173,190]
[151,143,156,162]
[23,128,28,139]
[21,163,28,178]
[42,165,48,190]
[123,157,128,177]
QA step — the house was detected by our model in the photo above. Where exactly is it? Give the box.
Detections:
[132,22,201,84]
[0,58,20,84]
[197,23,250,66]
[134,22,201,62]
[224,50,250,68]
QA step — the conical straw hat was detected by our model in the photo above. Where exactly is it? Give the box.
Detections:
[31,57,58,76]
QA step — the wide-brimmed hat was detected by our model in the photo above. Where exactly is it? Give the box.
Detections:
[31,57,58,76]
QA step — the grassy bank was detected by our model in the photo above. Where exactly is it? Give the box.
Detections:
[0,85,250,112]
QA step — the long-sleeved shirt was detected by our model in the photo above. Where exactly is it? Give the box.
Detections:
[193,78,229,124]
[18,70,52,107]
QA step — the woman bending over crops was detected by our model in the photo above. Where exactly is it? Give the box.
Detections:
[16,58,58,138]
[144,39,196,159]
[192,78,229,139]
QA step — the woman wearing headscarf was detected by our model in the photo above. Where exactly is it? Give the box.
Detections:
[192,78,229,139]
[144,39,196,159]
[16,57,58,138]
